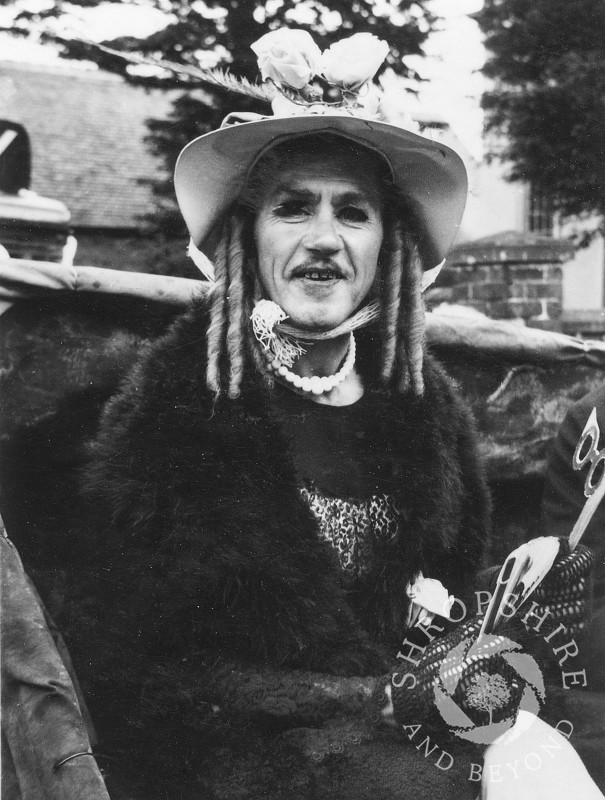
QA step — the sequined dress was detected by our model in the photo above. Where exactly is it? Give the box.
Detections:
[275,384,401,587]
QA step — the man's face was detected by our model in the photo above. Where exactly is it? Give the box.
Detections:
[253,153,384,331]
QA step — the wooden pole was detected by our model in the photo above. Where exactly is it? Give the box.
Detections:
[0,257,209,305]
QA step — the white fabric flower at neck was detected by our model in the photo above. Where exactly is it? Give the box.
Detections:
[405,573,455,627]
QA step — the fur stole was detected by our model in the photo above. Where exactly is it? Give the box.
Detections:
[74,297,489,679]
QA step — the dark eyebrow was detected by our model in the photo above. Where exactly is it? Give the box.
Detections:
[336,191,372,206]
[271,186,373,206]
[271,185,318,202]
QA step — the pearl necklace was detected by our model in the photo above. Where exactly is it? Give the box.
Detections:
[265,333,356,396]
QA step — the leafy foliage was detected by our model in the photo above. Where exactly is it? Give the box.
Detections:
[477,0,605,232]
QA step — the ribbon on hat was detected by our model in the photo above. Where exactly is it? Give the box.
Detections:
[187,239,215,281]
[421,260,444,293]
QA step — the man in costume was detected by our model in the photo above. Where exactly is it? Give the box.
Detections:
[2,28,600,800]
[70,33,489,796]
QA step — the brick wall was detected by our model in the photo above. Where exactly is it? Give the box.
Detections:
[447,261,563,322]
[2,223,68,263]
[435,233,574,329]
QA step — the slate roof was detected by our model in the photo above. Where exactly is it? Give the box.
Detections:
[0,61,180,230]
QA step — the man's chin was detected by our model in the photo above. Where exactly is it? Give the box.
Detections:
[279,296,355,332]
[286,314,345,333]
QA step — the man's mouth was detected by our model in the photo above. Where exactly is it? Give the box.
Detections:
[292,265,345,281]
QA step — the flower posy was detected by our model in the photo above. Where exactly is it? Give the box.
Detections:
[406,573,455,627]
[321,33,389,90]
[251,29,321,90]
[251,29,389,99]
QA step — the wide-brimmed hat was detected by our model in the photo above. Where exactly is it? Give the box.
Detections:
[174,29,468,270]
[175,112,467,269]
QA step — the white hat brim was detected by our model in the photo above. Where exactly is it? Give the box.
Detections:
[174,114,468,268]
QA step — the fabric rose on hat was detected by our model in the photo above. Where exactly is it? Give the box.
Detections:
[321,33,389,90]
[251,29,321,90]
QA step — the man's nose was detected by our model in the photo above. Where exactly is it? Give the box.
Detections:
[303,212,341,253]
